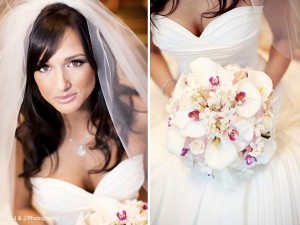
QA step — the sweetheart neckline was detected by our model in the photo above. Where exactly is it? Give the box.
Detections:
[30,155,143,195]
[153,5,263,39]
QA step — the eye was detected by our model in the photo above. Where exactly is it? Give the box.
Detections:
[37,65,51,73]
[68,60,85,67]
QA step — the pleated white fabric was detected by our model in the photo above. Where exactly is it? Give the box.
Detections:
[152,6,263,76]
[150,6,300,225]
[30,155,144,225]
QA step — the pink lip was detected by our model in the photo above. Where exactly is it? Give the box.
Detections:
[54,93,77,104]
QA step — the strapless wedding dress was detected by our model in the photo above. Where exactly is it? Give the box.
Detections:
[30,155,144,225]
[151,6,300,225]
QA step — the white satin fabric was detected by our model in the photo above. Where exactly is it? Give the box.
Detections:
[30,155,144,225]
[151,6,300,225]
[152,6,263,76]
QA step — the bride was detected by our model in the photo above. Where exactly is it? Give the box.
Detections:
[150,0,300,224]
[0,0,147,224]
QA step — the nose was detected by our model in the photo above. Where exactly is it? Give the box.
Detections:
[55,69,71,92]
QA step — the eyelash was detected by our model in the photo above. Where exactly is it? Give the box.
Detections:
[36,60,86,73]
[37,64,51,73]
[68,60,86,67]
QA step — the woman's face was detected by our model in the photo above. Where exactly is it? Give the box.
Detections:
[34,28,96,114]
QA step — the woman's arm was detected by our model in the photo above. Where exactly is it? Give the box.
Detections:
[263,0,292,87]
[264,45,291,88]
[14,141,47,225]
[150,35,176,97]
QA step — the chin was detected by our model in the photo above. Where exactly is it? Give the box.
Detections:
[57,108,80,114]
[52,102,83,114]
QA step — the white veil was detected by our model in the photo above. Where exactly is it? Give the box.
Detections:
[251,0,300,59]
[0,0,147,223]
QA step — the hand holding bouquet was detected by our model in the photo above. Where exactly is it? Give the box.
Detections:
[166,57,277,188]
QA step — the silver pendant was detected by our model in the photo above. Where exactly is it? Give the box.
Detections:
[77,145,86,156]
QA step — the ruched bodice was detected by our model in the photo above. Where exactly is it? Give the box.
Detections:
[152,6,263,75]
[30,155,144,225]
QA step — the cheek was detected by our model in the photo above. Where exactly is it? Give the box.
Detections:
[34,74,52,97]
[78,67,96,93]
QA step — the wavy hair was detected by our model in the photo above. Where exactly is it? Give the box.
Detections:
[150,0,246,18]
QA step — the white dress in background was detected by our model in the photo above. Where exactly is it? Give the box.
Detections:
[30,155,144,225]
[151,6,300,225]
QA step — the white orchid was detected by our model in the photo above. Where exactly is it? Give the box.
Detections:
[229,120,254,151]
[180,120,206,138]
[205,137,238,170]
[173,109,192,129]
[190,57,234,87]
[166,127,186,156]
[235,80,262,118]
[248,70,273,100]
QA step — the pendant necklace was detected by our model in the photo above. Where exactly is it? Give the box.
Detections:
[69,133,90,157]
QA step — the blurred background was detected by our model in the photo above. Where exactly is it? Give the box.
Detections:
[101,0,147,45]
[0,0,147,45]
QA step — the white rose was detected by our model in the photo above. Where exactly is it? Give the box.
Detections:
[189,139,206,155]
[179,96,195,109]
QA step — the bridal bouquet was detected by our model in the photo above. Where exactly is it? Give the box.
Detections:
[76,199,148,225]
[166,57,277,187]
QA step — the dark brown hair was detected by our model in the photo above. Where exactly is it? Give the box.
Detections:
[150,0,245,18]
[16,3,133,190]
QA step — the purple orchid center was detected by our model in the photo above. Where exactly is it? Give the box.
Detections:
[143,204,148,210]
[245,155,257,165]
[168,117,172,127]
[181,148,189,156]
[188,110,200,120]
[116,210,127,221]
[235,91,246,104]
[229,129,239,141]
[245,145,252,152]
[209,76,220,86]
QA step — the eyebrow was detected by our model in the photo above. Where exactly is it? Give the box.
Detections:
[64,53,86,61]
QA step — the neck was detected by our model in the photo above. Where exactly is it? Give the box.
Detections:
[62,110,91,138]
